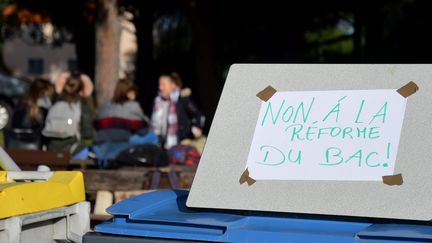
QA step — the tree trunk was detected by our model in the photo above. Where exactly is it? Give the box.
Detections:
[94,0,120,106]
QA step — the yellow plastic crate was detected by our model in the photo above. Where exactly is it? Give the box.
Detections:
[0,171,85,219]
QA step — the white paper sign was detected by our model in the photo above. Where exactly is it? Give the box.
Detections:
[246,89,407,181]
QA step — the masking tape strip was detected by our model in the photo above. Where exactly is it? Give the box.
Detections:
[256,85,277,102]
[239,168,256,186]
[382,173,403,186]
[383,82,417,186]
[397,81,418,98]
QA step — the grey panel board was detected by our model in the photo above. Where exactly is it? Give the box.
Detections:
[187,64,432,220]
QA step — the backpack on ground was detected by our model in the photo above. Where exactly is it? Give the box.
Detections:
[114,144,170,168]
[42,101,81,139]
[168,145,201,166]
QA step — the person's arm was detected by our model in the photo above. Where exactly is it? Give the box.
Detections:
[150,100,159,135]
[184,97,205,129]
[183,97,205,138]
[130,102,150,124]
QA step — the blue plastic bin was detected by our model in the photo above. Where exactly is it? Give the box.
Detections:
[84,190,432,243]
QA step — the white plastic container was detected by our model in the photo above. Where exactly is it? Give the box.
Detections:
[0,201,90,243]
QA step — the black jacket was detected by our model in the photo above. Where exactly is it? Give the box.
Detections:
[175,95,204,141]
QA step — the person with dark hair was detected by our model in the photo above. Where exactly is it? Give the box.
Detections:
[54,69,94,98]
[42,74,95,153]
[7,78,54,149]
[58,74,83,103]
[151,72,205,149]
[91,79,156,168]
[97,79,149,131]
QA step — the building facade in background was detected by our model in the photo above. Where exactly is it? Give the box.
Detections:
[2,17,136,82]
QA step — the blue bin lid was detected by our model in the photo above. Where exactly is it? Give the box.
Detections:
[95,190,432,243]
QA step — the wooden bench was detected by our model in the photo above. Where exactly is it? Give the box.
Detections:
[5,149,71,170]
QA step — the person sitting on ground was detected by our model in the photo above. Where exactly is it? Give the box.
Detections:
[92,79,156,168]
[7,78,54,149]
[97,79,150,132]
[151,72,205,149]
[42,73,94,154]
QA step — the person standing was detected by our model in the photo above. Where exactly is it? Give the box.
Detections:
[42,73,94,154]
[151,72,204,149]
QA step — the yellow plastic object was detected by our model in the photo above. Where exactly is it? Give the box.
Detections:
[0,171,85,219]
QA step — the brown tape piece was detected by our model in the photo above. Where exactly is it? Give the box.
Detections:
[397,81,418,98]
[256,85,277,102]
[239,168,256,186]
[382,173,403,186]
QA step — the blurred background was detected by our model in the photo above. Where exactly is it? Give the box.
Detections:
[1,0,432,222]
[1,0,432,130]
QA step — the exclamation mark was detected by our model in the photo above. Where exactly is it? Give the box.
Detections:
[383,143,390,167]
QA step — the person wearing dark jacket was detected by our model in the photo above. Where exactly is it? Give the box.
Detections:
[8,78,54,149]
[151,72,205,149]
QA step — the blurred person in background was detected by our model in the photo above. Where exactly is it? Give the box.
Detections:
[6,78,54,149]
[91,79,157,168]
[151,72,205,149]
[97,79,149,132]
[42,73,94,154]
[55,69,95,143]
[54,70,94,99]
